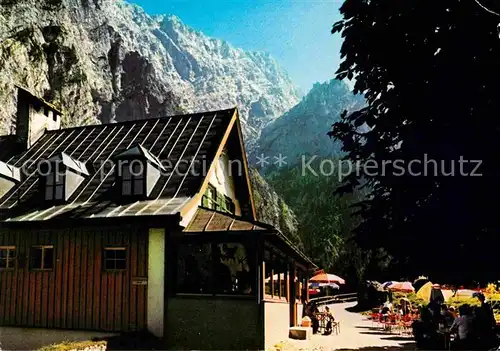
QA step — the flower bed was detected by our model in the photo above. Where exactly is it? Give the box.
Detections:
[39,340,106,351]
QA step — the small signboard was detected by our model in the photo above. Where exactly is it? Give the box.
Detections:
[132,277,148,286]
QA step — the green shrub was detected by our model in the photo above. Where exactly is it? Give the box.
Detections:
[393,292,426,308]
[445,296,480,309]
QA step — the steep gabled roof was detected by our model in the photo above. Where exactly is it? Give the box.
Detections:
[0,108,240,221]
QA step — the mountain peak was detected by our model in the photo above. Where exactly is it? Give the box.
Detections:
[254,78,365,167]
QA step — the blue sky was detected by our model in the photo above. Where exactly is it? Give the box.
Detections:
[130,0,344,94]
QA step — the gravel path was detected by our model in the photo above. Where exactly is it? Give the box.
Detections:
[281,302,417,351]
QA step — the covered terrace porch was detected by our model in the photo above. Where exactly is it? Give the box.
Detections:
[165,208,316,350]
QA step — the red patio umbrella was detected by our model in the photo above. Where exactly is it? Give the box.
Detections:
[310,272,345,285]
[309,288,321,296]
[386,281,415,293]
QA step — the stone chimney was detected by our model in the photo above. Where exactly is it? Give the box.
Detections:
[15,86,62,149]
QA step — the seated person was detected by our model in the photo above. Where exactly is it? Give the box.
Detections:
[427,301,444,329]
[441,304,455,327]
[399,298,411,316]
[450,304,475,350]
[413,307,439,349]
[448,306,458,319]
[323,306,335,335]
[394,303,403,315]
[306,302,320,334]
[380,299,393,321]
[383,299,394,313]
[473,293,496,349]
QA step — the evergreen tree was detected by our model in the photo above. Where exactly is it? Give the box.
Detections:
[266,158,370,286]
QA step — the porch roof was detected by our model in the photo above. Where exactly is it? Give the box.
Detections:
[184,207,269,232]
[183,207,317,268]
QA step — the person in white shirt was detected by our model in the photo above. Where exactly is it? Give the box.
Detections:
[382,299,394,313]
[450,304,474,349]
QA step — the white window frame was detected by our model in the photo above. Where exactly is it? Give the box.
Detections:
[0,246,16,270]
[30,245,54,271]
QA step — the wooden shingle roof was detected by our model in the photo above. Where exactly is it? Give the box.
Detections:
[184,207,269,232]
[0,108,237,221]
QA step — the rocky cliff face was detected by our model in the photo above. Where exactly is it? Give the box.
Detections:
[254,79,365,168]
[0,0,300,148]
[0,0,301,238]
[249,168,302,247]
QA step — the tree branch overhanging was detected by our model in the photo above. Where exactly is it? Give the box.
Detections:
[474,0,500,17]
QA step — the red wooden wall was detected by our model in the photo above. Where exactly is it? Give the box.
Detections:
[0,225,148,332]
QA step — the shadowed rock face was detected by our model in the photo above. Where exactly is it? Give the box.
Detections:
[250,167,302,248]
[254,79,366,168]
[0,0,300,150]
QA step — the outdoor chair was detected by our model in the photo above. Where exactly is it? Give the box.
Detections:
[379,315,389,331]
[370,312,381,328]
[383,314,400,333]
[331,320,340,335]
[398,315,414,336]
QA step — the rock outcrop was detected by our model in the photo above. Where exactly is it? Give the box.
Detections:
[250,167,302,248]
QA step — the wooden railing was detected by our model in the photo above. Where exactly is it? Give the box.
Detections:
[310,292,358,305]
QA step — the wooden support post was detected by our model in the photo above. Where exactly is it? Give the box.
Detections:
[289,261,296,327]
[306,277,310,302]
[271,268,275,298]
[286,264,290,301]
[261,261,266,301]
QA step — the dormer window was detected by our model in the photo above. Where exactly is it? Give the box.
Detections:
[115,145,165,198]
[121,161,145,196]
[45,172,64,201]
[40,153,88,202]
